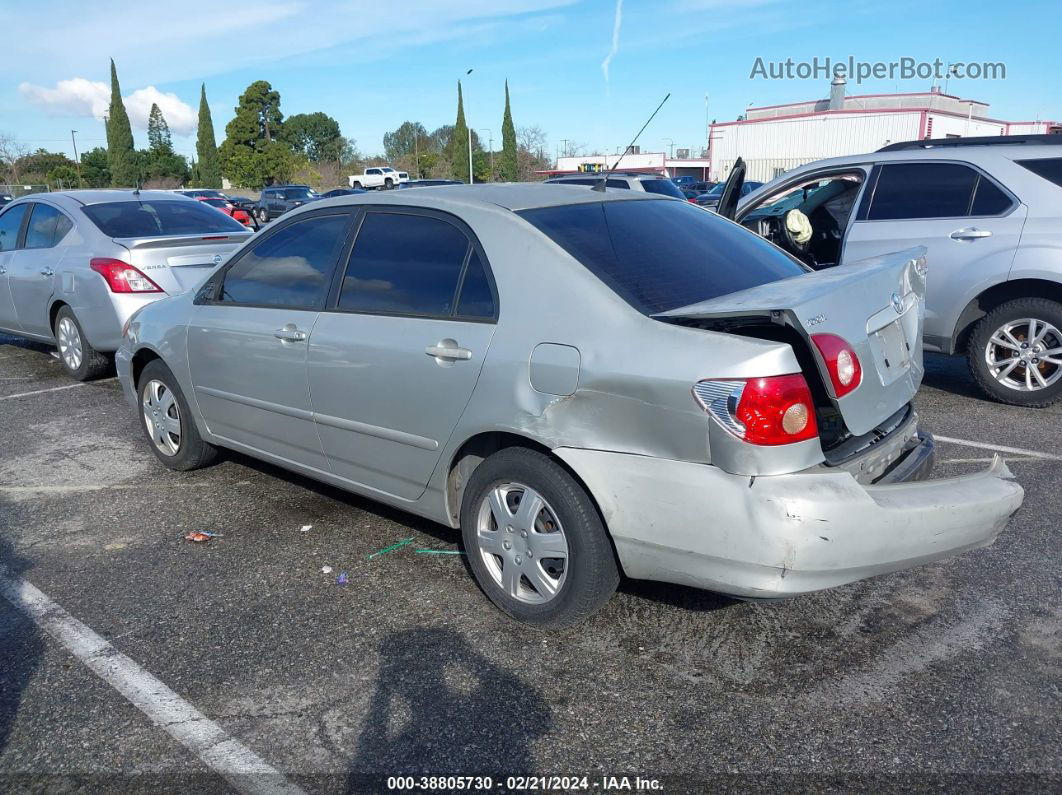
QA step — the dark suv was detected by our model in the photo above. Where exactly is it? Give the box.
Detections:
[254,185,320,223]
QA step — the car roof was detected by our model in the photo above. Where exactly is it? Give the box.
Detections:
[549,172,670,180]
[314,182,664,212]
[6,189,198,208]
[778,143,1062,172]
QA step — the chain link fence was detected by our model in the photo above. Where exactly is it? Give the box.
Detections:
[0,183,50,198]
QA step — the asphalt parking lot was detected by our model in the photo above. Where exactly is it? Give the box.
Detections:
[1,332,1059,793]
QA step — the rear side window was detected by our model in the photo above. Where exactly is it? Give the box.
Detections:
[1017,158,1062,188]
[970,178,1012,215]
[639,179,685,199]
[82,200,245,237]
[455,250,496,319]
[338,212,471,317]
[518,200,805,315]
[0,204,28,251]
[24,203,72,248]
[220,214,350,308]
[867,163,982,220]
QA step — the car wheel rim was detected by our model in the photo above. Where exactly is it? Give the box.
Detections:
[56,317,83,371]
[141,379,182,456]
[475,482,569,605]
[985,317,1062,392]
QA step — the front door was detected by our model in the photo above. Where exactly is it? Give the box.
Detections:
[187,210,354,470]
[0,203,29,332]
[308,209,498,500]
[843,161,1027,348]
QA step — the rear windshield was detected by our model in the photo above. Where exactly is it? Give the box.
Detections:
[82,201,245,237]
[1016,158,1062,188]
[518,199,805,315]
[639,179,685,199]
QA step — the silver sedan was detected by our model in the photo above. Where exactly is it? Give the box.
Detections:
[116,184,1023,627]
[0,190,252,379]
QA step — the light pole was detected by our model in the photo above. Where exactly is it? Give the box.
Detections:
[462,68,474,184]
[70,130,82,187]
[478,128,493,181]
[662,137,674,158]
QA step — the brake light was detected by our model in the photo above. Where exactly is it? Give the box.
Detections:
[89,258,162,293]
[811,334,862,397]
[694,374,818,446]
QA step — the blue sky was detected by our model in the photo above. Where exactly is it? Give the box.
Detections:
[1,0,1059,163]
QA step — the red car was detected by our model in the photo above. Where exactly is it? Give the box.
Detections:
[196,196,252,227]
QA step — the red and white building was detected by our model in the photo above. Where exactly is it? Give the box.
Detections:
[541,150,713,181]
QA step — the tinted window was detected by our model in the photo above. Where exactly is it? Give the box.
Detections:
[221,214,349,308]
[82,201,245,237]
[518,200,805,315]
[284,188,315,200]
[339,213,470,316]
[0,204,28,251]
[1017,158,1062,189]
[549,178,630,189]
[24,204,72,248]
[639,179,685,199]
[868,163,978,220]
[971,177,1013,215]
[456,250,496,319]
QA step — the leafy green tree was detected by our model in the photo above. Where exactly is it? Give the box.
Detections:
[106,59,138,187]
[500,81,518,182]
[147,103,173,154]
[47,165,81,189]
[136,149,189,186]
[383,121,430,164]
[195,84,221,188]
[219,80,289,187]
[282,112,343,162]
[15,149,76,183]
[450,81,470,183]
[80,147,110,187]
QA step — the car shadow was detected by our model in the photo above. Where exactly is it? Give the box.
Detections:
[345,628,551,790]
[921,352,986,401]
[0,532,44,753]
[618,577,740,614]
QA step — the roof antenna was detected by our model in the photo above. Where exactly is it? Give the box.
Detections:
[593,92,670,192]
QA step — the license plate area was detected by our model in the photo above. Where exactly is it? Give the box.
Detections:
[869,319,912,386]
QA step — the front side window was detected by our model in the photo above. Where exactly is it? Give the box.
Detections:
[24,203,72,249]
[0,204,28,251]
[867,163,982,220]
[519,199,805,315]
[338,212,472,317]
[220,214,350,308]
[82,200,246,237]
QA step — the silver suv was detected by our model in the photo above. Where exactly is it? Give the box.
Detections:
[546,172,687,199]
[718,135,1062,407]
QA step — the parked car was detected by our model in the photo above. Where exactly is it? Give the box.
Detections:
[320,187,368,199]
[672,175,698,187]
[684,180,715,195]
[717,135,1062,407]
[196,196,253,227]
[397,179,464,189]
[115,184,1022,627]
[546,172,687,199]
[695,179,764,210]
[0,190,252,379]
[179,189,227,201]
[225,195,256,212]
[348,167,408,190]
[0,194,13,208]
[254,185,320,223]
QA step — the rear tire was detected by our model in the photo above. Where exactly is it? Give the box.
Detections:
[256,207,269,223]
[54,306,110,381]
[352,182,362,190]
[968,297,1062,407]
[137,360,217,470]
[460,447,619,628]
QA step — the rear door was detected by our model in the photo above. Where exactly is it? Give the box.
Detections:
[187,209,355,470]
[9,202,73,336]
[843,161,1026,349]
[0,203,29,331]
[307,208,498,500]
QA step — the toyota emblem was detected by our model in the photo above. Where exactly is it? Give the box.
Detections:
[891,292,904,314]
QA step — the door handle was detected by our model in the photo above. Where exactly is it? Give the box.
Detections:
[274,327,308,342]
[40,268,54,277]
[950,227,992,241]
[425,343,472,361]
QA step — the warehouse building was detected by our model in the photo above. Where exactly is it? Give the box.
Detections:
[542,149,712,180]
[708,77,1060,182]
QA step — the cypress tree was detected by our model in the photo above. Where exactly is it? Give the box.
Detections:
[196,84,221,188]
[106,59,137,187]
[451,81,470,183]
[147,103,172,154]
[500,80,517,182]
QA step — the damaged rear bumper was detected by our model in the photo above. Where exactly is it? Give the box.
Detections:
[554,442,1023,599]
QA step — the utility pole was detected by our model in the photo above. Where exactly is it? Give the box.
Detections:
[560,138,571,159]
[478,129,493,181]
[662,137,674,158]
[71,130,82,187]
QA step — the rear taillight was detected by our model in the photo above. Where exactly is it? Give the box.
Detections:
[694,374,818,446]
[811,334,862,397]
[89,258,162,293]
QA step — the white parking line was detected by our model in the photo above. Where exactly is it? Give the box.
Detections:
[934,435,1062,462]
[0,378,116,402]
[0,569,307,795]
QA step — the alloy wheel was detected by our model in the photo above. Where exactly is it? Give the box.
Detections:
[142,379,182,456]
[56,317,83,372]
[984,318,1062,392]
[475,482,570,604]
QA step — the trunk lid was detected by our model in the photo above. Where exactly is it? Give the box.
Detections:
[116,232,253,294]
[656,246,927,437]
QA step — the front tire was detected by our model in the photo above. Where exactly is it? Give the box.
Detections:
[384,178,394,190]
[137,360,217,470]
[968,297,1062,407]
[54,306,110,381]
[256,207,269,223]
[460,447,619,628]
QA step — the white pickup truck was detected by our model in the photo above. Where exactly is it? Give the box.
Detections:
[348,167,409,190]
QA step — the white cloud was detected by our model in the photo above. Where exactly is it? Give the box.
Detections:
[19,80,197,136]
[601,0,623,85]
